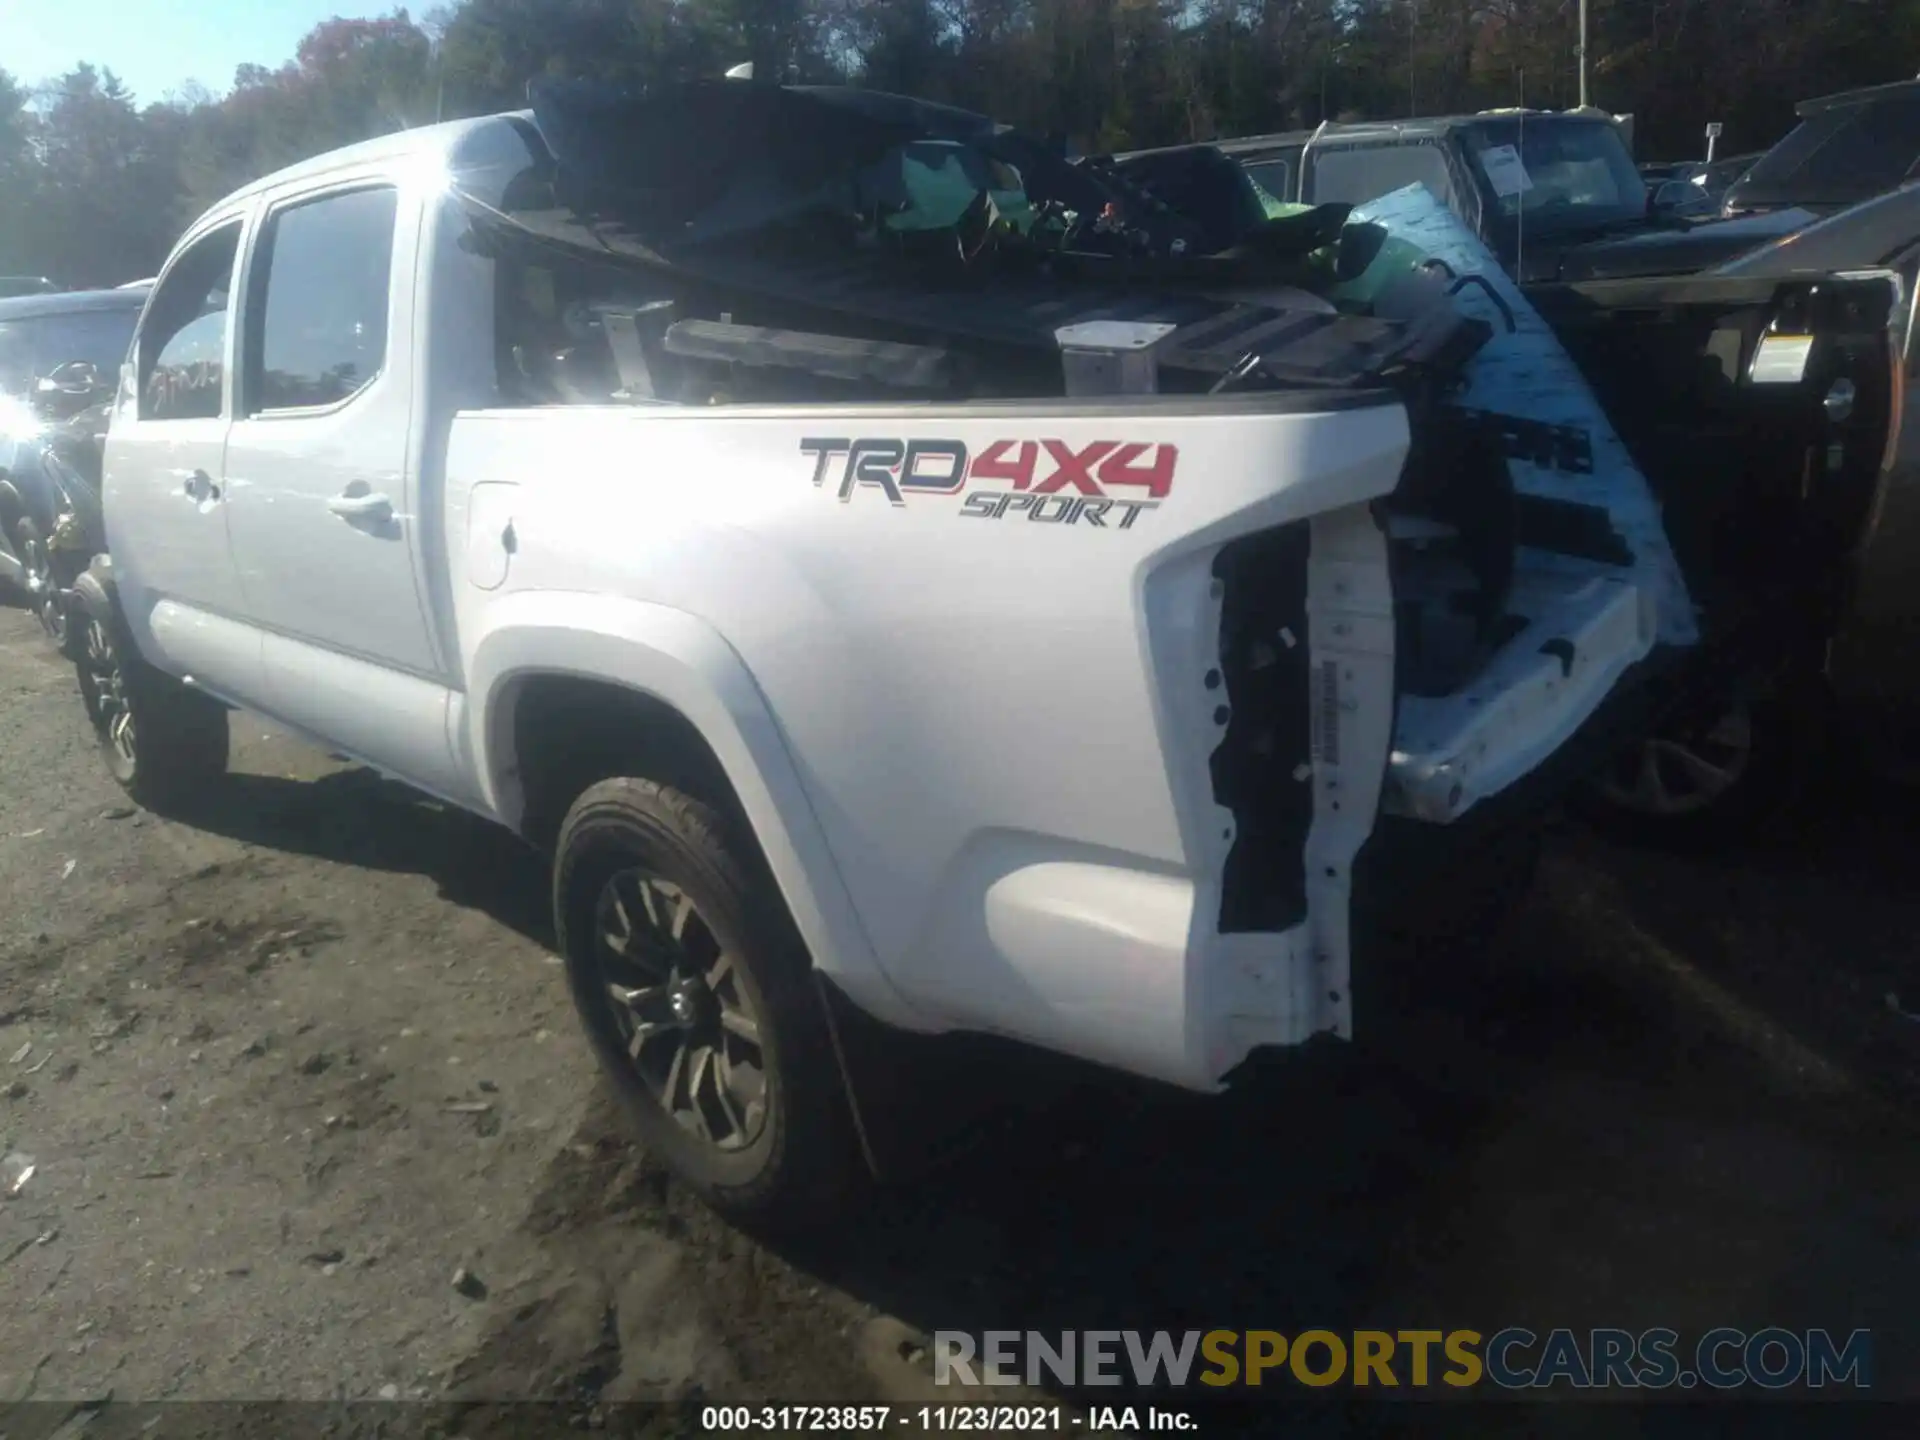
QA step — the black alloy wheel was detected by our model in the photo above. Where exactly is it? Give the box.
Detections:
[77,609,138,783]
[553,777,862,1227]
[593,867,770,1152]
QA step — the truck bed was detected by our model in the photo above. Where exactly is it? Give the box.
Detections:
[438,382,1658,1086]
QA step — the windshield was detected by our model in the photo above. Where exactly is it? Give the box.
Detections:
[1735,97,1920,206]
[1462,118,1646,233]
[0,307,138,396]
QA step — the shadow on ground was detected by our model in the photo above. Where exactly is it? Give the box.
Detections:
[157,754,1920,1431]
[790,879,1917,1380]
[1563,764,1920,1107]
[158,767,555,949]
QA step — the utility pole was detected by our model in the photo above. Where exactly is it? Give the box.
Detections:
[1578,0,1589,109]
[1409,0,1419,118]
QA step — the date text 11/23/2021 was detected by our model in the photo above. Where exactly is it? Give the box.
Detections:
[700,1405,1197,1432]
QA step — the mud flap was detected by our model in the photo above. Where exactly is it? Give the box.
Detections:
[811,970,1079,1184]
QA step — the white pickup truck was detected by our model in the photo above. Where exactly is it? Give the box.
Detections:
[75,86,1681,1222]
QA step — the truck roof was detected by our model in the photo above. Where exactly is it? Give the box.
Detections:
[1238,109,1613,147]
[0,283,149,323]
[1194,109,1623,162]
[209,111,533,213]
[1108,134,1307,166]
[206,84,1004,223]
[1797,78,1920,117]
[1206,131,1312,158]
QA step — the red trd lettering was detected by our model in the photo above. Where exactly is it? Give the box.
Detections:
[1096,442,1178,499]
[969,440,1039,490]
[1034,439,1120,495]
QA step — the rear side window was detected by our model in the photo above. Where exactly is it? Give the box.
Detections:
[1743,98,1920,200]
[139,224,241,422]
[1309,145,1453,208]
[1830,98,1920,187]
[1243,157,1295,203]
[246,187,397,413]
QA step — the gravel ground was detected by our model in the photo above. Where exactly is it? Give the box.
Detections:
[1,602,1917,1432]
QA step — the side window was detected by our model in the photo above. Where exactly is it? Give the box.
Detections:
[1841,98,1920,189]
[139,223,241,422]
[1243,158,1294,203]
[1309,146,1453,209]
[246,187,397,413]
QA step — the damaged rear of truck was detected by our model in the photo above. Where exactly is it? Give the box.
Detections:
[412,86,1720,1103]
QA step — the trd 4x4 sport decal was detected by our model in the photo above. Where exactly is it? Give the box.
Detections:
[800,438,1178,528]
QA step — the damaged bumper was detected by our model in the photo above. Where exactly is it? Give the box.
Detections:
[1388,570,1656,822]
[1348,184,1695,826]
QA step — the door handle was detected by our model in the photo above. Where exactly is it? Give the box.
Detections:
[327,490,394,523]
[183,469,221,502]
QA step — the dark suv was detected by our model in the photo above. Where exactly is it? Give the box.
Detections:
[0,284,149,631]
[1167,111,1813,285]
[1722,80,1920,218]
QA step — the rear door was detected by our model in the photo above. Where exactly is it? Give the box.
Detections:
[105,216,261,698]
[222,176,463,797]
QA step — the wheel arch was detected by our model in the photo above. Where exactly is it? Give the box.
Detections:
[466,593,922,1030]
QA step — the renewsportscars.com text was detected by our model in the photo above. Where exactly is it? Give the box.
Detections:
[933,1328,1872,1391]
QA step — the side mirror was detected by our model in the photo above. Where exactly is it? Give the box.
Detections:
[38,360,102,396]
[1648,180,1704,218]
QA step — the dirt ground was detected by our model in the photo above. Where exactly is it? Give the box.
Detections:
[2,603,1917,1434]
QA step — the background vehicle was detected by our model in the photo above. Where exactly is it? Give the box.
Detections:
[31,397,113,651]
[1163,113,1812,284]
[1647,153,1765,221]
[0,277,61,298]
[1119,118,1908,845]
[1723,80,1920,217]
[0,285,148,625]
[1574,184,1920,838]
[81,87,1694,1224]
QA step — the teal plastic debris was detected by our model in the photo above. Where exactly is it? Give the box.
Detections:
[1351,182,1699,649]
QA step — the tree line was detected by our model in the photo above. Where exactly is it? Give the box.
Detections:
[4,0,1918,288]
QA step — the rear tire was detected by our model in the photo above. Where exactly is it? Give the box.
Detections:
[74,586,229,810]
[1578,685,1823,849]
[552,777,862,1229]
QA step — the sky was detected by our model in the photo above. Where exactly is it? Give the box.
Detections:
[1,0,412,106]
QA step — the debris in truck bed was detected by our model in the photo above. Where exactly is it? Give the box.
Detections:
[453,80,1499,399]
